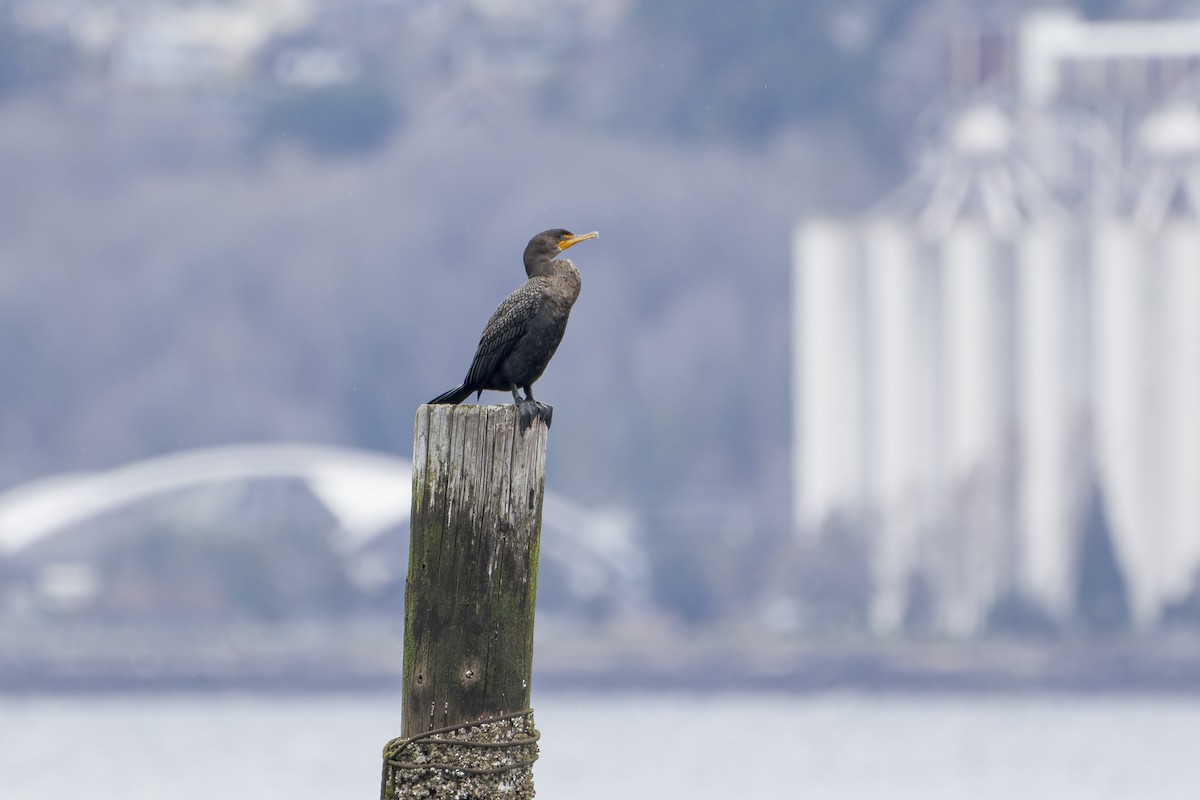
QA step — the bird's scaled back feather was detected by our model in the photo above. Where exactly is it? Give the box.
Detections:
[464,281,546,388]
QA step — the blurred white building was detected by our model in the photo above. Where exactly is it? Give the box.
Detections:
[793,11,1200,634]
[0,444,648,623]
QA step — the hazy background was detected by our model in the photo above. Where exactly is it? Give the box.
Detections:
[2,0,1200,689]
[8,1,1200,798]
[0,0,922,654]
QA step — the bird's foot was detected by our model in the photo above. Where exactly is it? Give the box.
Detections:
[516,399,553,433]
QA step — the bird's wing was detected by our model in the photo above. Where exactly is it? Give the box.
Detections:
[464,282,544,388]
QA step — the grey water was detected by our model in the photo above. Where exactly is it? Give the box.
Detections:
[3,691,1198,799]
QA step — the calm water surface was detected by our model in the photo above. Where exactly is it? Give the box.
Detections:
[3,691,1198,799]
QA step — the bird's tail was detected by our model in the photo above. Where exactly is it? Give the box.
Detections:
[428,385,474,405]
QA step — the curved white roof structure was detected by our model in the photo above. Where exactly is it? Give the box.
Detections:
[0,443,647,607]
[0,443,412,556]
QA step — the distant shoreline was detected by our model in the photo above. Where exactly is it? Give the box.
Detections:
[5,633,1200,695]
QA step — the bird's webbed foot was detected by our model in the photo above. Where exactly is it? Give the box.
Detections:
[515,399,553,433]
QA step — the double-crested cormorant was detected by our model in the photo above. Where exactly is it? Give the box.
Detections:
[428,228,598,430]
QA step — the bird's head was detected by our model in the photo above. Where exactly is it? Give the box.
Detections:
[524,229,598,275]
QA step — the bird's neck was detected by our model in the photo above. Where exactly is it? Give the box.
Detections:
[535,259,581,303]
[525,256,553,279]
[528,257,568,279]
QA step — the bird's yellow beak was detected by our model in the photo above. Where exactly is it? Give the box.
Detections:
[559,231,599,251]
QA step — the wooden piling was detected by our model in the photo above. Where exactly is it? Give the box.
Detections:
[402,403,548,737]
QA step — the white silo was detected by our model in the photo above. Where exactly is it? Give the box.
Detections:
[1014,222,1086,619]
[862,220,940,630]
[1079,101,1200,626]
[792,219,866,536]
[942,223,1007,483]
[1157,222,1200,601]
[937,220,1017,633]
[1090,219,1157,624]
[1131,103,1200,613]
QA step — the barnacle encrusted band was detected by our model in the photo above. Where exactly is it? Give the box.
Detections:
[380,709,539,799]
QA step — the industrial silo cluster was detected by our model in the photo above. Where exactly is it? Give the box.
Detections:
[793,12,1200,634]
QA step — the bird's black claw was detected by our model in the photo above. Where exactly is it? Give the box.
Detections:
[516,400,553,433]
[518,401,536,433]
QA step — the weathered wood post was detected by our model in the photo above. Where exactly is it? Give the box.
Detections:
[381,403,548,799]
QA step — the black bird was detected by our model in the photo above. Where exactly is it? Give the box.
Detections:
[428,228,598,430]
